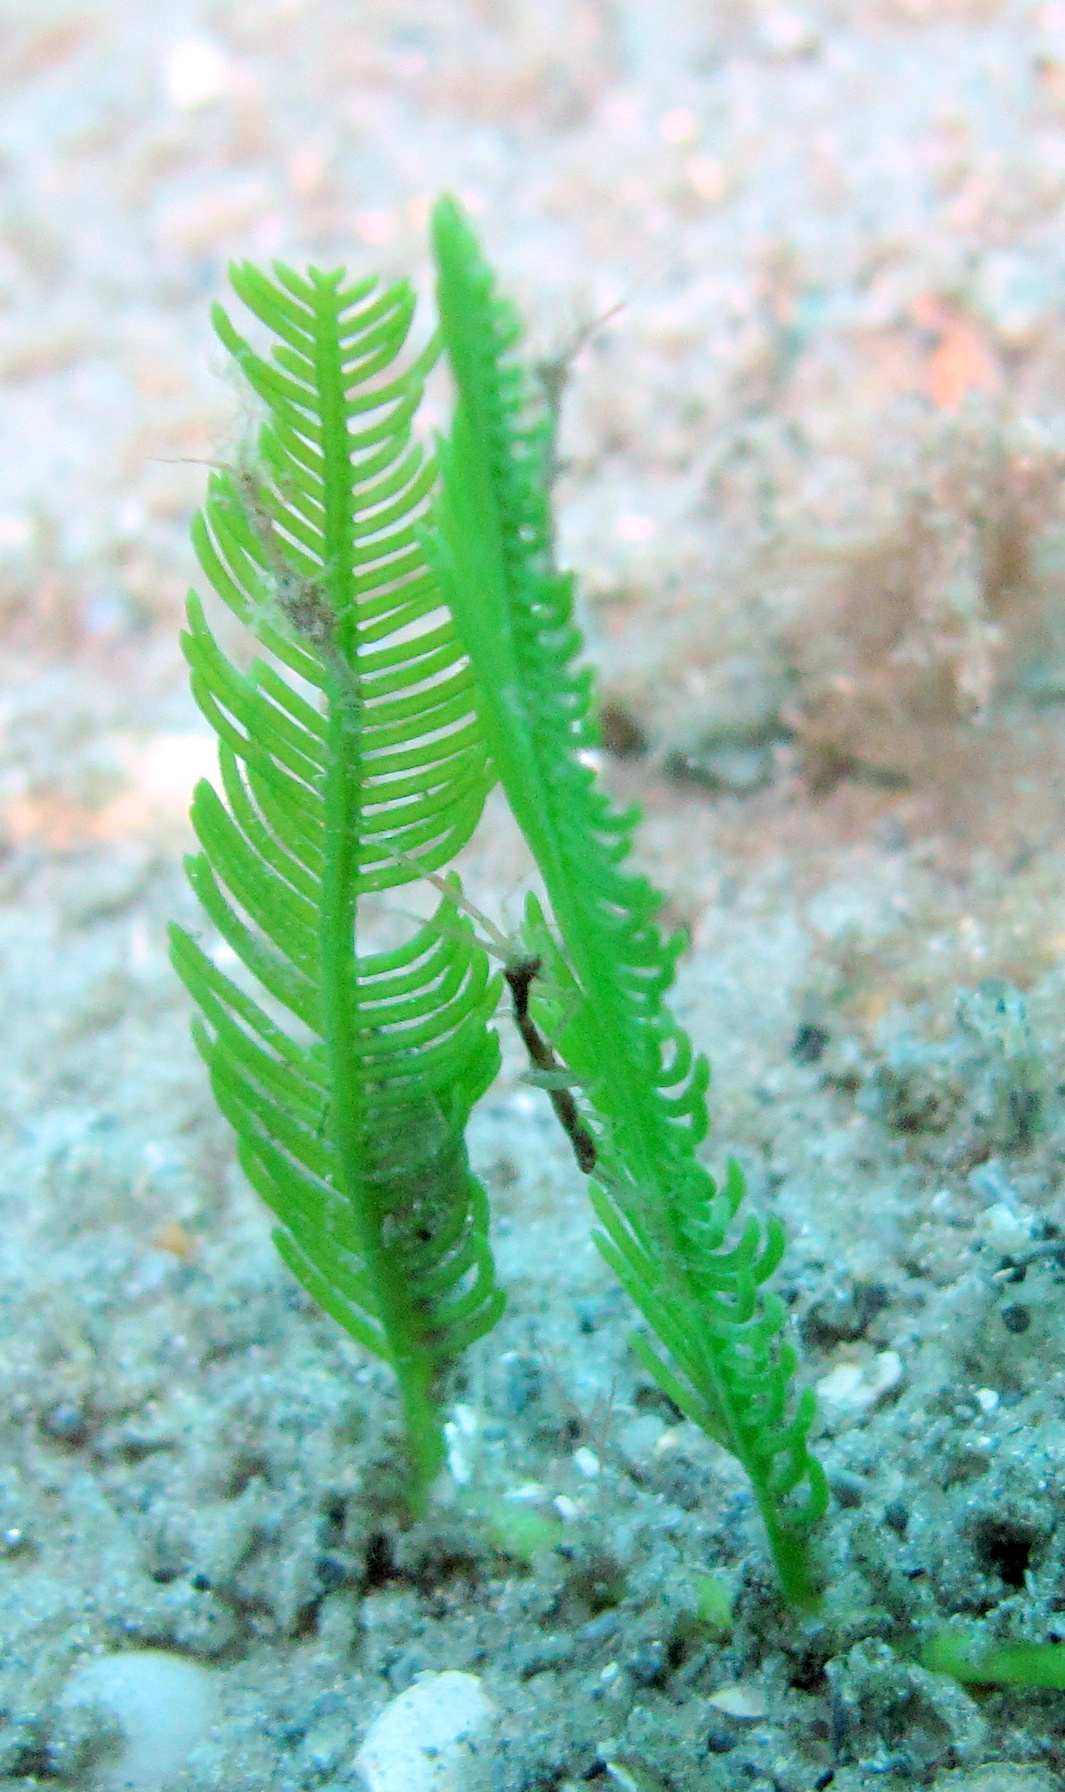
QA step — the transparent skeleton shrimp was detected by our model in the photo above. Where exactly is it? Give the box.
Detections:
[157,445,339,651]
[390,849,597,1174]
[220,448,343,652]
[533,295,629,490]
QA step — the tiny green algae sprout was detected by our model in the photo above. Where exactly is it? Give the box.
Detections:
[924,1630,1065,1691]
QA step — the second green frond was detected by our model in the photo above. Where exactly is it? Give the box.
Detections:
[428,195,827,1604]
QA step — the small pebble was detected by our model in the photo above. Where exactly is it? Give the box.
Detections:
[61,1650,218,1792]
[705,1720,737,1754]
[354,1671,496,1792]
[42,1402,89,1445]
[816,1351,902,1416]
[628,1638,668,1687]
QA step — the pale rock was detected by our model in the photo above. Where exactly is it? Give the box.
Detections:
[355,1671,496,1792]
[816,1350,903,1417]
[60,1650,218,1791]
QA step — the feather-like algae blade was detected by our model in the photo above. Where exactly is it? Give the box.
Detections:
[428,195,826,1603]
[170,259,502,1506]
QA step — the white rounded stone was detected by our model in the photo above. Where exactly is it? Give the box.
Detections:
[355,1670,496,1792]
[61,1650,218,1792]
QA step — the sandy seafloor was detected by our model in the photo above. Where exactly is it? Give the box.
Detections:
[11,0,1065,1788]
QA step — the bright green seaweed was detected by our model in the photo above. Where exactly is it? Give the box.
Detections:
[428,195,827,1607]
[170,263,504,1506]
[172,205,826,1600]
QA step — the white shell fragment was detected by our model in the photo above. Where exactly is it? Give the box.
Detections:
[816,1350,903,1417]
[355,1671,496,1792]
[707,1681,769,1718]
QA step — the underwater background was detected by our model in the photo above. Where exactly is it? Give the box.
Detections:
[4,0,1065,1786]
